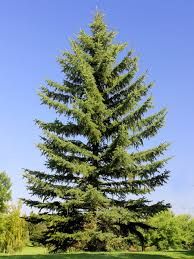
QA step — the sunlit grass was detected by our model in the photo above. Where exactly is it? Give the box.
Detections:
[0,247,194,258]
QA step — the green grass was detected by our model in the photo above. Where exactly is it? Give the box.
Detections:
[0,247,194,259]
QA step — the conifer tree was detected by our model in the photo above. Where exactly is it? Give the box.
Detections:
[24,13,170,251]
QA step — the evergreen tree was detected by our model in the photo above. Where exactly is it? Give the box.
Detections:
[23,13,170,252]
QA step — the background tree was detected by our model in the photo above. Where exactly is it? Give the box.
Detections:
[0,171,11,213]
[0,202,29,253]
[145,211,194,250]
[23,13,170,252]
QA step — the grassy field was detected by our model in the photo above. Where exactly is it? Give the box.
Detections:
[0,247,194,259]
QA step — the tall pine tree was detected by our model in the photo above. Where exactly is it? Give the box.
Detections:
[23,13,170,252]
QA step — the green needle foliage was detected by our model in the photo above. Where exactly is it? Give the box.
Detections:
[23,13,170,252]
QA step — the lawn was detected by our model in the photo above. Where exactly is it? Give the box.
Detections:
[0,247,194,259]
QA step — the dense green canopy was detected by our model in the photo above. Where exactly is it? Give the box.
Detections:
[24,13,170,252]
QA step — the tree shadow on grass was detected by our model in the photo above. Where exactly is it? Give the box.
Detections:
[0,253,174,259]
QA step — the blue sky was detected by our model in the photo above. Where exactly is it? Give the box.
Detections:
[0,0,194,214]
